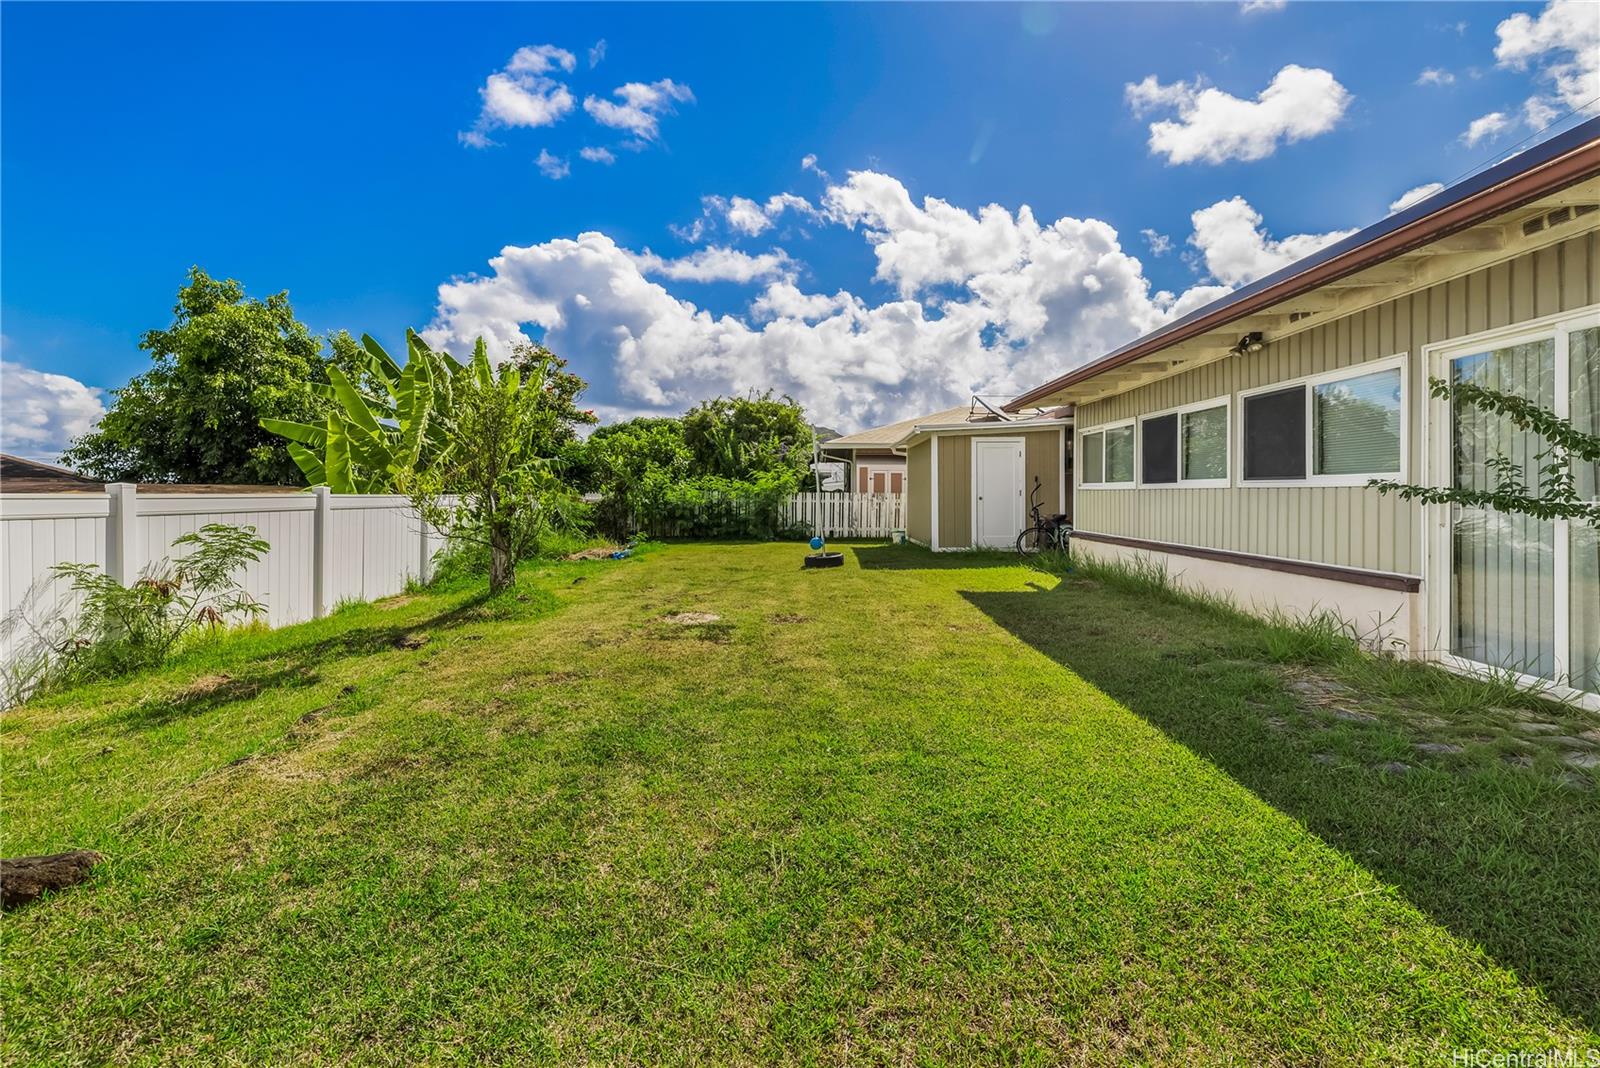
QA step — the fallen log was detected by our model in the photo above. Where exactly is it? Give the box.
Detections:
[1,850,101,910]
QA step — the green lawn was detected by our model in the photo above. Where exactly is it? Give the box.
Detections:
[3,541,1597,1063]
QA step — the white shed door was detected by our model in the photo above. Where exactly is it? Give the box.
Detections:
[973,439,1024,548]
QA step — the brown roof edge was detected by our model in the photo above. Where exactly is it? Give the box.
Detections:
[1005,125,1600,412]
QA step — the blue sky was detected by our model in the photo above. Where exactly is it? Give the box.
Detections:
[3,1,1595,457]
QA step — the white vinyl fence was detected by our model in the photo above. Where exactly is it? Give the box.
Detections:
[782,492,904,538]
[1,484,441,661]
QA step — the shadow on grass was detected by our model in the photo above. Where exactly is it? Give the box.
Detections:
[111,591,511,730]
[852,544,1024,571]
[962,578,1600,1030]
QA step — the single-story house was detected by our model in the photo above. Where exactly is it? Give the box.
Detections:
[893,400,1074,551]
[1006,117,1599,706]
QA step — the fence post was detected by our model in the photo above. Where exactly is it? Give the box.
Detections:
[312,486,332,619]
[106,483,140,584]
[419,513,439,586]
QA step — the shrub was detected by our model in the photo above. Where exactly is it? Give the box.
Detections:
[0,524,269,705]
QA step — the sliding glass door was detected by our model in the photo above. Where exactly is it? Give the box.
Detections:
[1435,307,1599,698]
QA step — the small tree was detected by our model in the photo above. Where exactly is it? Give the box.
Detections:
[410,341,570,593]
[1371,376,1600,528]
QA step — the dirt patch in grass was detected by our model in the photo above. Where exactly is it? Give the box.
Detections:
[663,611,720,625]
[394,633,429,650]
[769,613,810,624]
[566,546,625,561]
[173,673,252,702]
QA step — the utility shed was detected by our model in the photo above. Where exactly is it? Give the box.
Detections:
[895,402,1072,550]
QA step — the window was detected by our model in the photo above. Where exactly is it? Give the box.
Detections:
[1241,356,1406,485]
[1104,425,1135,483]
[1182,404,1228,481]
[1081,431,1105,484]
[1138,397,1230,486]
[1141,415,1178,483]
[1079,422,1134,487]
[1243,387,1306,480]
[1313,367,1402,475]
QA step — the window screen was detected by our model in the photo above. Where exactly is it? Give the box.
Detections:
[1104,426,1135,483]
[1141,414,1178,483]
[1081,432,1104,484]
[1243,386,1306,480]
[1181,405,1228,481]
[1314,368,1402,475]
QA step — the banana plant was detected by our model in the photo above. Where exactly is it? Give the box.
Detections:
[261,329,468,492]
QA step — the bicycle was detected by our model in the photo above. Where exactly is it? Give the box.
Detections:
[1015,476,1072,558]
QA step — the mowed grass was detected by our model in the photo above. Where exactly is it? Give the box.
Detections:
[2,541,1597,1064]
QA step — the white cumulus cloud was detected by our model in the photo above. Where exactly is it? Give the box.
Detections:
[1240,0,1287,13]
[1462,110,1512,145]
[462,45,577,147]
[583,79,694,140]
[0,361,105,462]
[536,149,570,179]
[1389,182,1445,213]
[579,146,616,165]
[1187,196,1355,287]
[421,172,1252,431]
[1493,0,1600,123]
[1416,67,1456,87]
[1127,64,1352,165]
[630,246,797,284]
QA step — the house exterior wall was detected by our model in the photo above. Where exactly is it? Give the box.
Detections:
[1023,430,1063,522]
[906,440,932,545]
[937,435,973,548]
[1074,231,1598,576]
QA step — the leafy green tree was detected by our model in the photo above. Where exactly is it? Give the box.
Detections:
[63,268,331,485]
[507,339,598,481]
[680,391,815,482]
[411,343,578,593]
[1372,377,1599,528]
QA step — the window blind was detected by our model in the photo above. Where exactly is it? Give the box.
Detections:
[1104,426,1135,483]
[1313,368,1401,475]
[1081,432,1104,483]
[1181,405,1227,480]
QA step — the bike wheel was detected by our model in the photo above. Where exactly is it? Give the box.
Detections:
[1015,527,1044,555]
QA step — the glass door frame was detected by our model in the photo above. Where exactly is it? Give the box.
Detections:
[1422,302,1599,711]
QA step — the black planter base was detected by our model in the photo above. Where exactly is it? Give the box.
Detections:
[803,552,844,569]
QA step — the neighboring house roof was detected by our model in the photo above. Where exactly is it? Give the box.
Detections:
[0,454,306,495]
[1007,116,1600,411]
[0,454,103,493]
[824,401,1074,450]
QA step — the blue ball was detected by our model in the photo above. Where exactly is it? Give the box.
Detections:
[809,536,825,551]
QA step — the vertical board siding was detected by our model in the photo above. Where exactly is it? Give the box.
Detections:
[1075,232,1597,575]
[937,436,972,549]
[906,441,932,544]
[1023,431,1063,519]
[2,491,430,664]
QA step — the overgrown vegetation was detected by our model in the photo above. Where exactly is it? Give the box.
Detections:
[3,542,1594,1061]
[582,391,816,539]
[0,524,269,705]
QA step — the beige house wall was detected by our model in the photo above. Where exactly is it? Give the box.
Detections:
[937,436,972,548]
[905,440,932,545]
[1074,230,1599,575]
[1023,430,1063,522]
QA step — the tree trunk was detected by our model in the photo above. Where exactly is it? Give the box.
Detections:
[489,524,514,593]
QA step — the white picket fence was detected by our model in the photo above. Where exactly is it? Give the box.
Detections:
[1,484,442,662]
[782,492,904,538]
